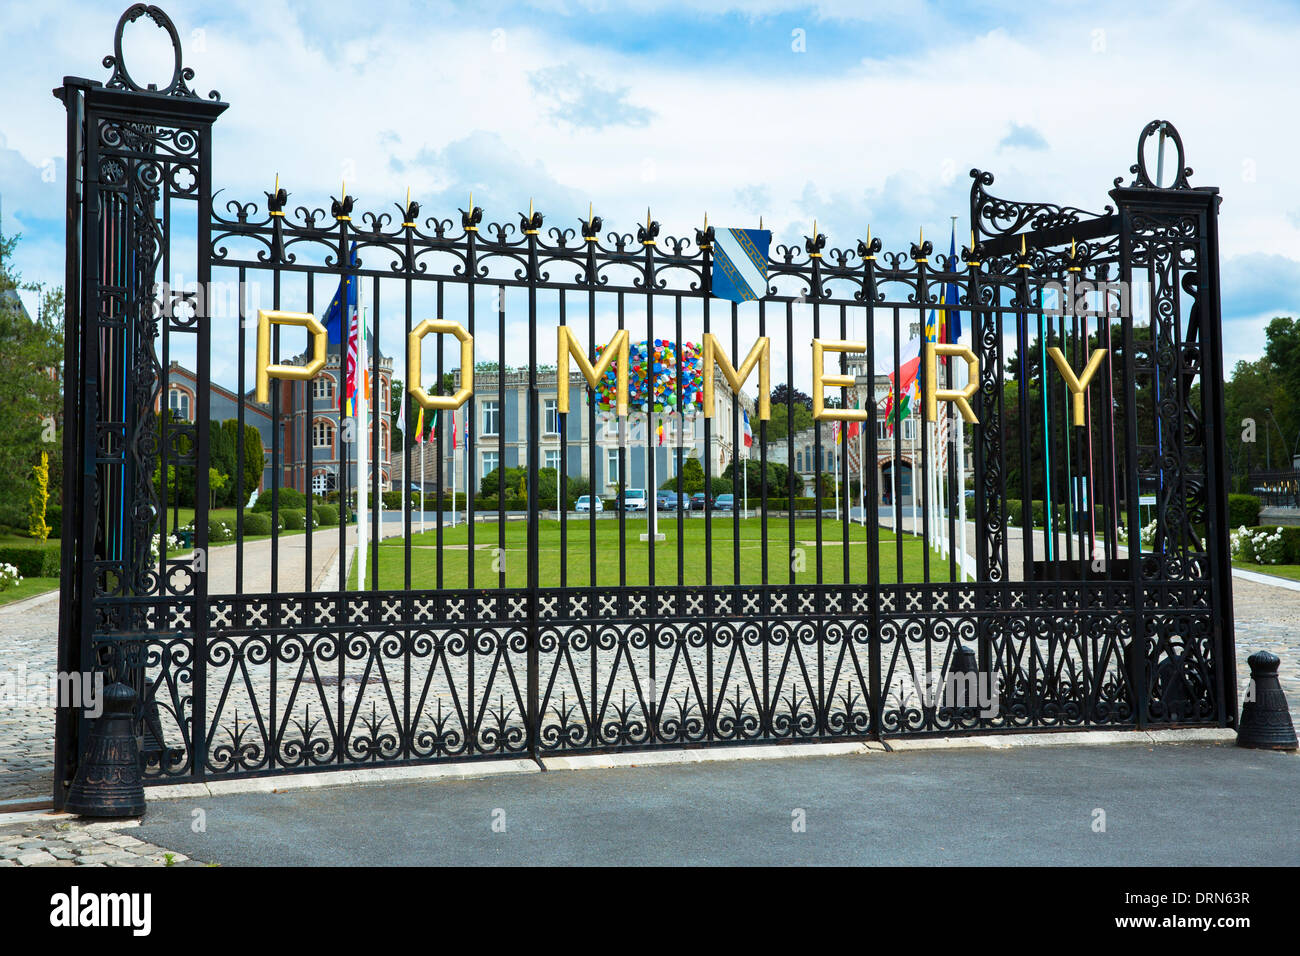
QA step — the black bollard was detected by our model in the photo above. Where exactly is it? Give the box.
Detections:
[65,681,146,817]
[1237,651,1298,751]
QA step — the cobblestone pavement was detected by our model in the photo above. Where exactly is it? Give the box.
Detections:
[0,818,209,867]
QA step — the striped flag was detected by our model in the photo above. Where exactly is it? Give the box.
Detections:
[742,409,753,452]
[711,228,771,303]
[414,406,424,444]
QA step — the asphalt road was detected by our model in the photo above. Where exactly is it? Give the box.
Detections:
[132,742,1299,866]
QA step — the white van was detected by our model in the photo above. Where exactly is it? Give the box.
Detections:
[621,488,648,512]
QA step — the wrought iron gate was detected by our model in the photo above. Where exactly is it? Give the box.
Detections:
[54,6,1236,804]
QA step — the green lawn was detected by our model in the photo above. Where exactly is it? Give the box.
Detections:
[1232,561,1300,582]
[0,576,60,606]
[349,517,958,589]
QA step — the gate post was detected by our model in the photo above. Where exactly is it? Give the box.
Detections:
[53,6,227,806]
[1110,121,1231,727]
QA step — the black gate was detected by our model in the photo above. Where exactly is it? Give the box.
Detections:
[54,6,1235,803]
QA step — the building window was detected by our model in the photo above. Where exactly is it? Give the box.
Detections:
[607,448,620,487]
[604,417,619,437]
[544,398,559,435]
[902,418,917,442]
[545,449,560,472]
[311,471,333,495]
[482,450,499,477]
[482,400,500,436]
[313,420,334,449]
[168,388,190,421]
[313,377,334,401]
[795,451,803,472]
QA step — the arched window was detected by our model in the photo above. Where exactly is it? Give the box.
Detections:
[313,419,334,449]
[168,387,191,421]
[313,376,335,401]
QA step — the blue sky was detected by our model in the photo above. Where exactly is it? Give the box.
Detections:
[3,0,1299,379]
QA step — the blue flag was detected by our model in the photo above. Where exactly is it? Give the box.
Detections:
[944,226,961,343]
[322,243,359,346]
[712,228,770,303]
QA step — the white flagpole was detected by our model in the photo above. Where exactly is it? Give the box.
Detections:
[420,429,426,537]
[356,282,368,590]
[399,395,407,542]
[451,413,457,530]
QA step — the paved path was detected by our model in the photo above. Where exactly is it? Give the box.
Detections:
[127,742,1298,866]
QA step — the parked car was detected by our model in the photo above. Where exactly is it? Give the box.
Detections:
[713,493,735,512]
[689,492,708,511]
[656,491,685,511]
[619,488,649,512]
[574,495,603,513]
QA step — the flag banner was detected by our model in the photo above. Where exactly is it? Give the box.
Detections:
[414,406,424,444]
[944,226,962,344]
[711,228,770,303]
[742,409,753,451]
[878,334,922,435]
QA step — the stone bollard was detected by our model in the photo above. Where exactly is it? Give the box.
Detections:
[1237,651,1298,752]
[65,681,146,817]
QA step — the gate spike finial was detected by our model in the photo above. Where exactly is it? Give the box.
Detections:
[1070,237,1077,259]
[588,201,593,227]
[1020,233,1026,256]
[529,197,534,218]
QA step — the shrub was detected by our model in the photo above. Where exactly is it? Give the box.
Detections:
[45,504,62,539]
[0,543,60,577]
[382,490,402,510]
[281,508,306,530]
[0,562,21,592]
[1228,494,1261,529]
[315,504,339,526]
[241,511,272,536]
[251,487,306,513]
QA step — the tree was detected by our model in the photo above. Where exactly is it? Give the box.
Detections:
[659,456,704,492]
[771,383,812,410]
[0,236,63,532]
[763,402,814,444]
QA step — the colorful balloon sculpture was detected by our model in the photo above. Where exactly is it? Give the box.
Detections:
[593,339,704,415]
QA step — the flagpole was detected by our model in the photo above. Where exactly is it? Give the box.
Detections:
[420,427,426,537]
[451,412,457,531]
[356,280,368,591]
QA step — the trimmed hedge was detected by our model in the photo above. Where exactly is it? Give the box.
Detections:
[0,543,61,577]
[281,508,306,530]
[1228,494,1261,529]
[241,511,272,536]
[315,504,339,526]
[251,487,306,513]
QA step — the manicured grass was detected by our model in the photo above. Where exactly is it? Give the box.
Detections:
[0,576,60,606]
[1232,561,1300,582]
[348,517,957,589]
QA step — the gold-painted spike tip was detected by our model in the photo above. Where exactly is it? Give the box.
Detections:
[1020,234,1026,255]
[406,186,411,208]
[342,180,346,198]
[588,201,593,225]
[529,197,534,218]
[759,215,764,230]
[1070,237,1077,259]
[274,172,279,193]
[646,207,652,228]
[704,211,708,230]
[469,191,473,210]
[813,219,818,237]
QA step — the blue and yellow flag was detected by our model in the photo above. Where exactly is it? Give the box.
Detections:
[712,228,771,303]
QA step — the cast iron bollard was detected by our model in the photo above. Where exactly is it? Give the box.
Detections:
[65,681,146,817]
[1237,651,1298,751]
